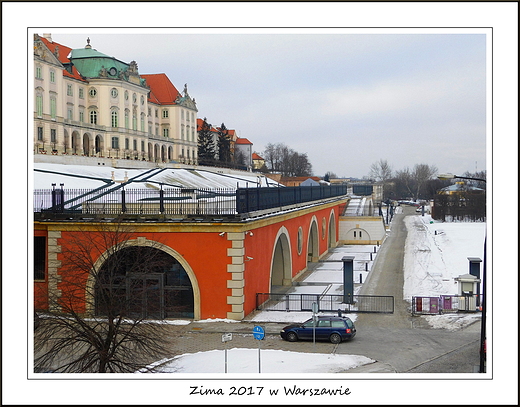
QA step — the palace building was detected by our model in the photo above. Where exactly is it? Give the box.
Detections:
[33,34,199,164]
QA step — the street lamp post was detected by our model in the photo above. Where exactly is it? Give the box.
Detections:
[438,173,487,373]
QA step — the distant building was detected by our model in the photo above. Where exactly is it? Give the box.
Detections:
[234,137,253,168]
[33,34,198,163]
[252,153,266,171]
[280,176,322,187]
[439,181,484,195]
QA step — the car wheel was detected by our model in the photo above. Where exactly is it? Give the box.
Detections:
[329,333,342,344]
[286,332,298,342]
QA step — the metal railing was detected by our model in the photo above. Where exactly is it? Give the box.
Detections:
[256,293,394,314]
[412,294,483,315]
[34,185,348,218]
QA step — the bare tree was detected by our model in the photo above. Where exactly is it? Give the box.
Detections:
[34,220,174,373]
[412,163,438,199]
[369,159,393,183]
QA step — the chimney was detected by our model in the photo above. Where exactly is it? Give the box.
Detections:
[43,33,52,42]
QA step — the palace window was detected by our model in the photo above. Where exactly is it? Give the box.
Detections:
[90,110,98,125]
[111,88,118,98]
[67,108,73,120]
[125,138,129,150]
[111,110,118,128]
[79,109,84,123]
[140,113,145,132]
[50,129,56,143]
[50,70,55,83]
[67,84,73,96]
[132,112,137,131]
[37,127,43,141]
[162,109,169,118]
[163,128,169,138]
[111,137,119,149]
[36,95,43,117]
[50,97,56,119]
[79,88,84,99]
[35,66,42,79]
[141,140,145,152]
[155,109,158,118]
[133,139,137,151]
[125,110,129,129]
[89,87,97,98]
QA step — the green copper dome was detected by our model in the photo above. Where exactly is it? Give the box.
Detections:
[69,39,129,79]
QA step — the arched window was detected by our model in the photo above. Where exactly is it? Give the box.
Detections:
[89,110,97,125]
[124,109,129,129]
[111,110,118,128]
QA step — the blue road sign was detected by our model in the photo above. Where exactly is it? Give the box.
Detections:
[253,325,265,340]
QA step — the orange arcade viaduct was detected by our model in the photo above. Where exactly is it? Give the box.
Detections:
[33,183,382,321]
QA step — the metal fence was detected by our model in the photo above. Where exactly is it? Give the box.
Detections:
[412,294,483,315]
[237,185,347,213]
[256,293,394,314]
[34,185,348,218]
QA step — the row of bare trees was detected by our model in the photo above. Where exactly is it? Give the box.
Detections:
[262,142,313,177]
[368,159,486,202]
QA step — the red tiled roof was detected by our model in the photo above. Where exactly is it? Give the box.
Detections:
[141,73,181,105]
[235,137,252,145]
[39,36,84,81]
[252,153,264,160]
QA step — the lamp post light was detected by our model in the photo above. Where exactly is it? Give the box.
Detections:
[438,173,487,373]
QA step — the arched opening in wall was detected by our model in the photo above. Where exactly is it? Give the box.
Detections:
[83,133,91,156]
[307,219,319,262]
[154,144,160,162]
[95,135,103,155]
[270,232,292,291]
[148,142,153,161]
[94,246,194,319]
[168,146,174,161]
[161,145,167,162]
[71,131,80,154]
[63,130,69,154]
[328,213,336,248]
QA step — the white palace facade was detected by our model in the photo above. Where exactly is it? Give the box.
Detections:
[33,34,199,164]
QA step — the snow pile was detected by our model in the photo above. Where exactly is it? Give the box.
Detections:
[153,348,374,374]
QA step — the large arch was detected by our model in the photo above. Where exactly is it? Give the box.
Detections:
[270,227,292,291]
[86,238,201,320]
[71,131,80,154]
[95,134,104,156]
[307,216,319,262]
[82,133,92,156]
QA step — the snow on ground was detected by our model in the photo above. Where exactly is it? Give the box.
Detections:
[150,348,374,374]
[403,214,486,300]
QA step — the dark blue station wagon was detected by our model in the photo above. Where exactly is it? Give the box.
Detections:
[280,315,356,344]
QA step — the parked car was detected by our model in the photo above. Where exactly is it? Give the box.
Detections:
[280,315,356,344]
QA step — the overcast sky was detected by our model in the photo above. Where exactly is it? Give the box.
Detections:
[46,30,487,178]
